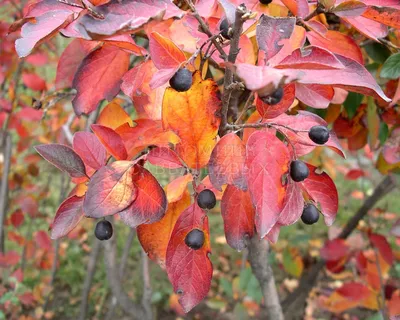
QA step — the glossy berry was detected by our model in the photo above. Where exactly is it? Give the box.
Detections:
[301,204,320,225]
[169,68,193,92]
[185,229,205,250]
[259,0,273,5]
[309,125,330,145]
[197,189,216,210]
[259,87,284,105]
[290,160,309,182]
[95,220,113,241]
[219,18,231,39]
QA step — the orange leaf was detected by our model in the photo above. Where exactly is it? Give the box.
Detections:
[149,32,186,69]
[137,190,191,268]
[165,174,193,203]
[91,124,128,160]
[162,71,221,169]
[363,6,400,29]
[97,99,133,130]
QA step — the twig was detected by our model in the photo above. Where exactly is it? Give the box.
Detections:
[247,236,284,320]
[219,4,248,135]
[234,92,254,125]
[141,249,152,320]
[183,0,228,60]
[0,133,12,252]
[282,175,397,319]
[78,239,102,320]
[103,224,146,319]
[105,228,137,320]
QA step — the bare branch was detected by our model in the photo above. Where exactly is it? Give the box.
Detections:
[141,249,152,320]
[247,236,284,320]
[0,133,12,252]
[79,239,102,320]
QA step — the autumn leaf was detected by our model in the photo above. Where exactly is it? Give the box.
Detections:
[149,32,186,70]
[295,83,334,109]
[255,83,296,118]
[147,147,184,169]
[245,130,290,238]
[96,99,133,130]
[35,144,87,178]
[221,185,255,251]
[138,190,191,267]
[73,132,107,170]
[162,71,221,169]
[363,6,400,29]
[72,45,130,116]
[50,196,84,239]
[165,174,193,203]
[301,164,339,226]
[208,133,247,191]
[277,181,304,226]
[91,124,128,160]
[119,166,167,228]
[83,161,137,218]
[166,204,212,313]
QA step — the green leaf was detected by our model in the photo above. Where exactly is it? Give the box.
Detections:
[239,267,252,291]
[367,97,379,148]
[366,312,384,320]
[0,311,5,320]
[283,248,304,278]
[246,275,263,303]
[381,53,400,79]
[379,122,389,145]
[364,42,391,64]
[344,92,363,119]
[220,278,233,297]
[233,303,249,320]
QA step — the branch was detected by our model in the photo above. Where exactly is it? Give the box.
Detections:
[141,249,152,320]
[247,236,284,320]
[103,228,146,319]
[105,228,137,320]
[0,132,12,253]
[78,238,102,320]
[282,175,398,319]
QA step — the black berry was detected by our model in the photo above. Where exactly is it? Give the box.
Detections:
[301,204,320,225]
[290,160,309,182]
[259,0,273,5]
[309,125,330,145]
[197,189,216,210]
[259,87,284,105]
[185,229,205,250]
[94,220,113,241]
[169,68,193,92]
[219,18,231,39]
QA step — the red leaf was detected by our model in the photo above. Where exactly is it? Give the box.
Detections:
[265,224,281,243]
[35,230,52,251]
[307,30,364,65]
[276,46,345,70]
[295,83,334,109]
[255,83,296,119]
[72,0,183,38]
[281,53,390,103]
[301,164,339,226]
[91,124,127,160]
[256,15,296,61]
[147,147,183,169]
[22,73,46,91]
[166,204,212,313]
[56,39,99,90]
[15,10,75,57]
[72,45,130,116]
[83,161,137,218]
[149,32,186,69]
[337,282,371,301]
[369,233,394,265]
[104,34,147,56]
[269,111,345,157]
[345,169,365,180]
[221,185,255,251]
[10,210,24,228]
[281,0,309,17]
[0,251,20,267]
[50,196,84,239]
[35,144,87,178]
[321,239,350,261]
[150,67,179,89]
[343,16,388,42]
[208,133,247,191]
[245,130,290,238]
[73,132,107,170]
[119,166,167,228]
[277,181,304,226]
